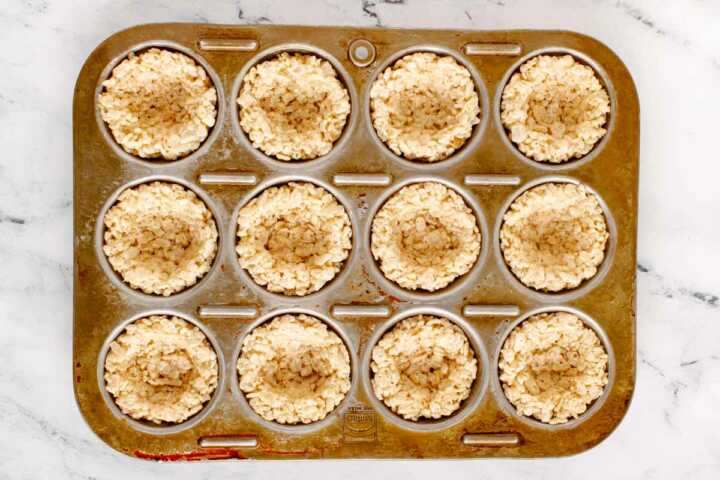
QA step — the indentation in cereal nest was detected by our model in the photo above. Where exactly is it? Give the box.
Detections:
[498,311,609,425]
[236,182,352,296]
[237,52,351,161]
[370,52,481,162]
[98,48,218,160]
[104,315,219,425]
[102,181,218,297]
[371,315,478,421]
[499,182,608,292]
[371,182,481,292]
[237,313,351,424]
[500,54,610,163]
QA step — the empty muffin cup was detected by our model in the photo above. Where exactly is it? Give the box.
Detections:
[98,47,218,161]
[236,313,352,425]
[236,51,351,161]
[369,51,481,162]
[102,180,219,297]
[500,53,610,164]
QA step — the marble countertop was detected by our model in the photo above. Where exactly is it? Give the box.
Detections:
[1,0,718,478]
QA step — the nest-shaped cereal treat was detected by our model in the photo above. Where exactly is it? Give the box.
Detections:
[501,55,610,163]
[237,52,350,160]
[237,314,351,424]
[104,315,218,424]
[371,182,481,292]
[500,182,608,292]
[98,48,217,160]
[236,182,352,296]
[103,181,218,296]
[371,315,477,421]
[370,52,480,162]
[499,311,609,424]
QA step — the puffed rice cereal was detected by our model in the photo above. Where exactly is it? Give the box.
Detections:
[98,48,217,160]
[499,311,609,424]
[370,52,480,162]
[237,314,351,424]
[500,182,608,292]
[371,182,480,291]
[236,182,352,296]
[371,315,478,421]
[103,181,218,296]
[237,52,350,160]
[500,54,610,163]
[104,315,219,424]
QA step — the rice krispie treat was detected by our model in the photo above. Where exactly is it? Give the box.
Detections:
[237,52,350,160]
[236,182,352,296]
[98,48,217,160]
[371,315,478,421]
[370,52,480,162]
[500,54,610,163]
[499,312,609,424]
[500,182,608,292]
[104,315,218,424]
[103,181,218,296]
[371,182,480,291]
[237,314,351,424]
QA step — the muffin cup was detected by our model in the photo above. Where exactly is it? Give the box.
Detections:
[96,309,226,435]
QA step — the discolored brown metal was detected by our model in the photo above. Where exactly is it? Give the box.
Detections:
[73,23,638,460]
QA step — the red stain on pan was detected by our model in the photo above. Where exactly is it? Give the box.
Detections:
[133,448,246,461]
[258,448,310,457]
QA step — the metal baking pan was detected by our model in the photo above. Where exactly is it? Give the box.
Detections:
[73,23,639,460]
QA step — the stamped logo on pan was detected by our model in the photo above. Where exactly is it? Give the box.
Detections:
[343,405,377,442]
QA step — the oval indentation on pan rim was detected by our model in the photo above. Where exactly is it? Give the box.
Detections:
[363,45,490,171]
[361,306,490,432]
[491,305,616,430]
[96,308,226,435]
[494,47,617,171]
[364,175,490,302]
[230,307,359,434]
[493,175,617,304]
[229,43,358,171]
[94,40,226,168]
[94,175,225,303]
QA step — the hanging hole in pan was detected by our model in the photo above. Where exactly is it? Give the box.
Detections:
[348,39,376,67]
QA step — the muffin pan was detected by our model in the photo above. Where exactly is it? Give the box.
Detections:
[73,24,639,460]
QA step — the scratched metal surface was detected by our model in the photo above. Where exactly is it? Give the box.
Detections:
[73,23,639,460]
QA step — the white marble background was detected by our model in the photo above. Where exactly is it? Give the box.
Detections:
[0,0,718,478]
